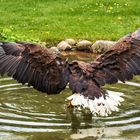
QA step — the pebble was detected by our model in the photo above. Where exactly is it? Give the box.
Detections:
[91,40,116,53]
[76,40,93,52]
[65,38,76,46]
[57,41,72,51]
[50,46,60,54]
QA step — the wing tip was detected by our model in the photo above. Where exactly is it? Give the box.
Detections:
[132,29,140,40]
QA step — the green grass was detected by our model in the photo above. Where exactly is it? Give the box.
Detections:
[0,0,140,43]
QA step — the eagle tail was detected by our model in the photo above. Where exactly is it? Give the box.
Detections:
[66,91,124,116]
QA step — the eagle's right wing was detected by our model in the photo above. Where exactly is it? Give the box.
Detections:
[0,42,69,94]
[0,42,25,56]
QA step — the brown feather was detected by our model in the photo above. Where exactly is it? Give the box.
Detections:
[0,43,69,94]
[68,29,140,102]
[1,29,140,101]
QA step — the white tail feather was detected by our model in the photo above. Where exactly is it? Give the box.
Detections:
[66,90,124,116]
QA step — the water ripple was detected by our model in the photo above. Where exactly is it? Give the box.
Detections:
[0,83,21,88]
[0,125,64,132]
[0,76,139,139]
[0,118,71,127]
[106,116,140,125]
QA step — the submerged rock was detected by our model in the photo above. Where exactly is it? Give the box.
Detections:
[76,40,93,52]
[92,40,116,53]
[57,41,72,51]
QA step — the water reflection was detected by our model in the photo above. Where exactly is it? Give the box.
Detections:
[67,103,140,139]
[70,127,121,140]
[0,51,139,140]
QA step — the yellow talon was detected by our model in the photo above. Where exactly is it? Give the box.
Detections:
[67,100,74,108]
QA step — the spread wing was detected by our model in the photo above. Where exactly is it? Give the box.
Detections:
[0,42,69,94]
[67,29,140,116]
[90,30,140,86]
[0,41,25,56]
[1,29,140,116]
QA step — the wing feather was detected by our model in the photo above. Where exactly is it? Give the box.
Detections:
[0,42,24,56]
[90,29,140,86]
[68,29,140,116]
[0,43,69,94]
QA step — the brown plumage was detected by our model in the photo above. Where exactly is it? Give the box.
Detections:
[1,29,140,116]
[0,41,69,94]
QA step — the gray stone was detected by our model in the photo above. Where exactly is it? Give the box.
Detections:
[50,46,60,54]
[92,40,116,53]
[76,40,93,51]
[38,42,47,47]
[57,41,72,51]
[65,38,76,46]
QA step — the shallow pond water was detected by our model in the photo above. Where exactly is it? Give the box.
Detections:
[0,52,140,140]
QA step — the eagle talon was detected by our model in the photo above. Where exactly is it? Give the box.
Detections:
[67,100,74,108]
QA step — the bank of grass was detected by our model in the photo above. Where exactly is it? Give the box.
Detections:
[0,0,140,43]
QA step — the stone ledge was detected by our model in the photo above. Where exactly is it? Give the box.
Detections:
[49,38,116,54]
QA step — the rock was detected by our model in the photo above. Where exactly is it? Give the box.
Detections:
[50,46,60,54]
[91,40,116,53]
[38,42,47,47]
[65,38,76,46]
[76,40,93,52]
[57,41,72,51]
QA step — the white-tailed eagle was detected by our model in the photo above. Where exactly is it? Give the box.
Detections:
[0,29,140,116]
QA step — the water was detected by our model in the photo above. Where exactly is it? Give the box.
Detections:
[0,52,140,140]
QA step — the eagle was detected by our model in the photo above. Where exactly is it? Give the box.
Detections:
[0,29,140,116]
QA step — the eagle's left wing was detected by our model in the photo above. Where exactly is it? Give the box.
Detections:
[67,29,140,116]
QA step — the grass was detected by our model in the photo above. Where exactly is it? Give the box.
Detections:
[0,0,140,44]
